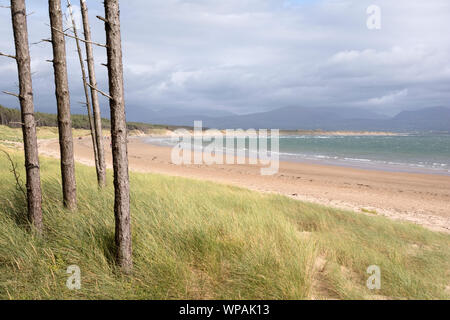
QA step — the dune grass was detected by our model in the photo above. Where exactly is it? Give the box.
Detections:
[0,145,449,300]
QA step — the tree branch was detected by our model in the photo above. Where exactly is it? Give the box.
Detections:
[0,52,16,60]
[1,151,26,198]
[31,39,52,45]
[2,91,19,98]
[87,83,112,100]
[50,26,107,48]
[96,15,108,23]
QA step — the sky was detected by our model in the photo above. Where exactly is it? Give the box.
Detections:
[0,0,449,121]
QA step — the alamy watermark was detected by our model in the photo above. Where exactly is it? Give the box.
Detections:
[66,265,81,290]
[366,265,381,290]
[367,5,381,30]
[170,121,280,176]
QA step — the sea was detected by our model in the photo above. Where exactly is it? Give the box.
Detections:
[143,133,450,176]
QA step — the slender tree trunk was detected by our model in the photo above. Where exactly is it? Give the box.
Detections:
[80,0,106,187]
[104,0,132,273]
[49,0,77,210]
[10,0,43,233]
[66,0,100,184]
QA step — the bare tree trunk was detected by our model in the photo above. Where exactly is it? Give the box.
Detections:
[66,0,100,185]
[80,0,106,187]
[49,0,77,210]
[10,0,43,233]
[104,0,132,273]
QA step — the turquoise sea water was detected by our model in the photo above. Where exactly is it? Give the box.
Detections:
[144,133,450,175]
[276,134,450,175]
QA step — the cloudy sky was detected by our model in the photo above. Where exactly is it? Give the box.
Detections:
[0,0,449,121]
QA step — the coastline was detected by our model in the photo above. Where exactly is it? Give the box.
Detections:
[142,133,450,176]
[38,135,450,233]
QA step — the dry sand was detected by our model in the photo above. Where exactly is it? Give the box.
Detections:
[39,136,450,233]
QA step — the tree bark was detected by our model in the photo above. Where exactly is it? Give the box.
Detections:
[10,0,43,233]
[104,0,132,273]
[49,0,77,210]
[80,0,106,188]
[66,0,100,185]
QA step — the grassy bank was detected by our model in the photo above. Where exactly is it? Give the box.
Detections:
[0,145,449,299]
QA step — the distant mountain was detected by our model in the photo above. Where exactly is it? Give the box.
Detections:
[390,107,450,131]
[204,106,389,130]
[141,106,450,132]
[3,102,447,132]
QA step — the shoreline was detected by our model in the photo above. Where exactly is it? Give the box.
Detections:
[142,135,450,177]
[273,154,450,177]
[38,136,450,234]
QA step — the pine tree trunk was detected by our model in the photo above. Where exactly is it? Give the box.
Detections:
[67,0,100,185]
[80,0,106,187]
[104,0,132,273]
[10,0,43,233]
[48,0,77,210]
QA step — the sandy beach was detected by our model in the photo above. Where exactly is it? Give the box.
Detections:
[38,136,450,233]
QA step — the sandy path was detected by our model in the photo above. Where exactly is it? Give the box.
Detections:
[39,136,450,233]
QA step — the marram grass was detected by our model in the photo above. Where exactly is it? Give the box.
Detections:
[0,148,449,300]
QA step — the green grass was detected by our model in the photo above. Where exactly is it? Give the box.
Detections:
[0,145,449,299]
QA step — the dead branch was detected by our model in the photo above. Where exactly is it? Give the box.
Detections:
[50,25,107,48]
[3,91,20,98]
[96,15,108,23]
[87,83,112,100]
[1,150,27,198]
[31,39,52,45]
[0,52,16,60]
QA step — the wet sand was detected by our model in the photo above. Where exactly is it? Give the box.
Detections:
[39,136,450,233]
